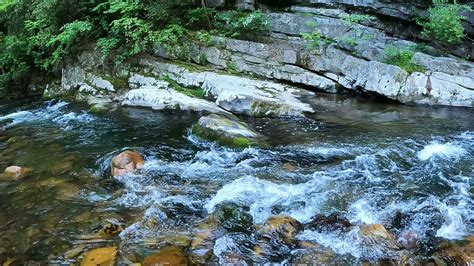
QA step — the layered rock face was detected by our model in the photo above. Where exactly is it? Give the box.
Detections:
[51,1,474,109]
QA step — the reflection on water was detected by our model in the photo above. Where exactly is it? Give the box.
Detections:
[0,95,473,263]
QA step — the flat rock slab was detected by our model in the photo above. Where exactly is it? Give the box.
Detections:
[140,59,315,117]
[122,87,227,114]
[192,114,267,147]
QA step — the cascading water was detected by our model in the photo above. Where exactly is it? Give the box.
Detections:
[0,96,472,264]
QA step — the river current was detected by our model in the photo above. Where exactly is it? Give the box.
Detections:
[0,94,472,264]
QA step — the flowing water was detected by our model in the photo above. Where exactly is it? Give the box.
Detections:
[0,94,473,264]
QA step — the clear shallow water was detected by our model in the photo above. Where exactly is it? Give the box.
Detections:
[0,94,472,263]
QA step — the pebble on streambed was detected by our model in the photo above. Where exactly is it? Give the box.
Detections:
[111,150,144,177]
[0,165,32,181]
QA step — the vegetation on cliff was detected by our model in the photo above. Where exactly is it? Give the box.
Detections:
[0,0,269,95]
[0,0,471,96]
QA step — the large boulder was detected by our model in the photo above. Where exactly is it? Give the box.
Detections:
[111,151,145,177]
[123,74,227,113]
[0,166,32,181]
[122,88,225,113]
[192,114,266,147]
[140,59,315,117]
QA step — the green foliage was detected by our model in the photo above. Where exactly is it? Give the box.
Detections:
[45,20,92,68]
[0,0,16,12]
[195,30,214,45]
[213,10,269,39]
[418,3,469,44]
[198,53,208,66]
[187,7,215,28]
[384,46,425,73]
[0,34,29,89]
[156,23,191,60]
[0,0,270,94]
[226,60,237,73]
[342,14,376,26]
[341,37,358,46]
[301,31,334,50]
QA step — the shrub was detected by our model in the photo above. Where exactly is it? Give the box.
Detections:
[384,46,425,73]
[213,10,269,39]
[342,14,376,26]
[301,31,334,50]
[418,3,469,44]
[0,35,30,89]
[45,20,93,68]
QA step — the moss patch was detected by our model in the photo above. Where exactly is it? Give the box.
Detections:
[192,124,261,148]
[162,76,205,99]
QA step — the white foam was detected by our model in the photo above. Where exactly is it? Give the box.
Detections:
[417,142,467,161]
[0,111,34,127]
[52,111,95,130]
[205,175,328,223]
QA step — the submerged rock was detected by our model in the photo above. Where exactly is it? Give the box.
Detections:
[0,166,32,181]
[306,213,353,231]
[80,246,118,266]
[192,114,266,148]
[359,224,400,251]
[99,219,123,238]
[435,236,474,264]
[111,151,145,177]
[143,246,188,266]
[190,218,226,263]
[292,245,337,265]
[259,216,303,245]
[211,202,254,233]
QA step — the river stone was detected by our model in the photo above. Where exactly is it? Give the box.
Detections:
[192,114,265,148]
[211,202,254,233]
[259,216,303,245]
[435,236,474,264]
[0,166,32,181]
[80,246,118,266]
[306,213,353,231]
[143,246,188,266]
[122,87,226,114]
[292,245,337,264]
[359,224,400,251]
[190,218,226,264]
[111,151,145,177]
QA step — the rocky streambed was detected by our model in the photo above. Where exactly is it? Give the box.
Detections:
[1,1,473,264]
[0,94,473,264]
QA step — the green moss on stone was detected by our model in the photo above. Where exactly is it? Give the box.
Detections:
[162,76,205,99]
[89,104,108,114]
[192,124,259,148]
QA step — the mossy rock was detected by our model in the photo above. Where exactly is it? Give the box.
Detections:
[211,201,254,233]
[191,114,267,148]
[89,103,108,114]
